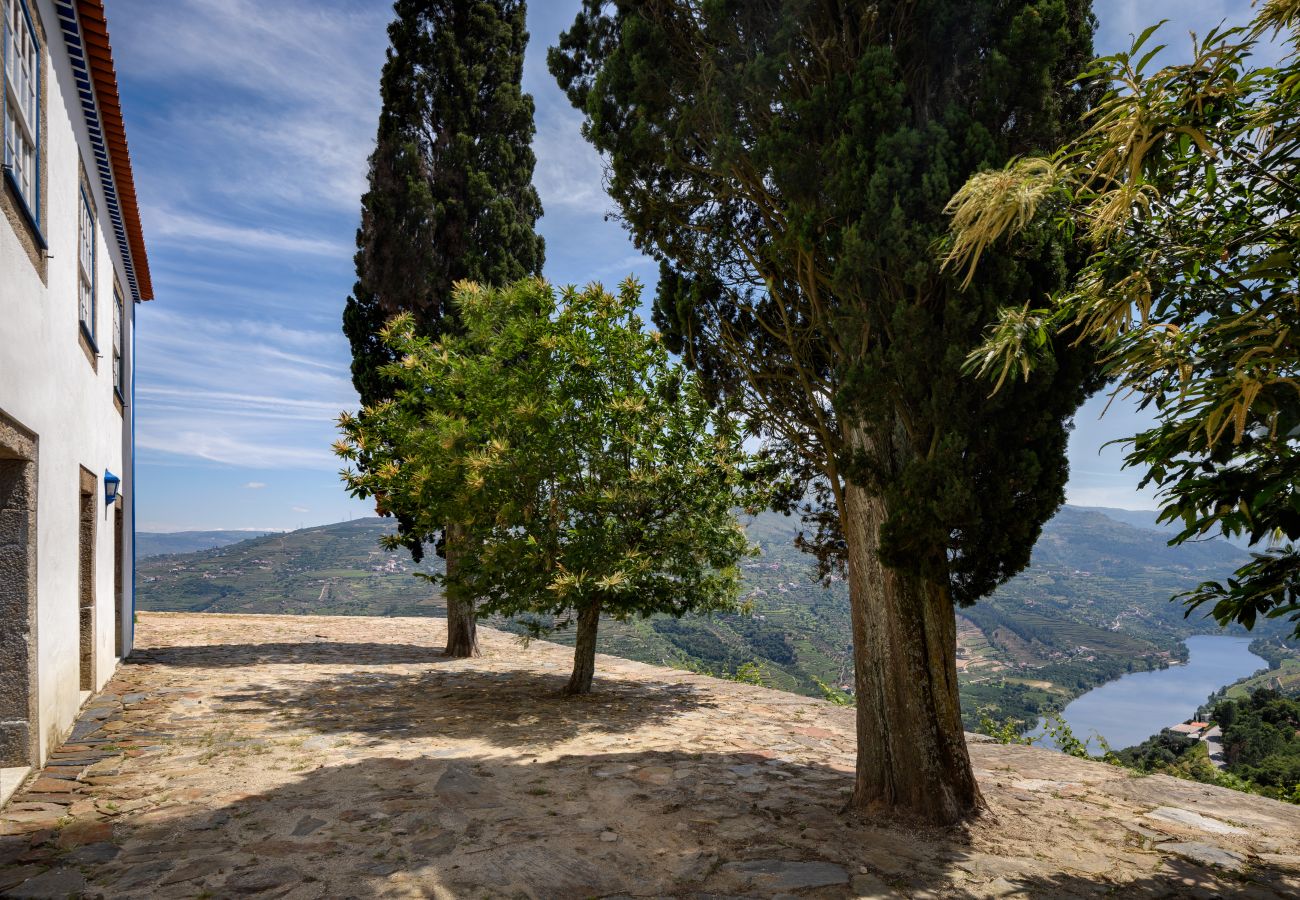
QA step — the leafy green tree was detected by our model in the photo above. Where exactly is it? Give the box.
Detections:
[337,278,762,694]
[945,1,1300,637]
[550,0,1098,823]
[1117,690,1300,803]
[342,0,545,656]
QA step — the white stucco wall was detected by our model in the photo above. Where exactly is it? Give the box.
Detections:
[0,0,137,763]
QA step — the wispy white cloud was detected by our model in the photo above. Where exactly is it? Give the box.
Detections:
[136,308,356,471]
[137,429,337,470]
[145,208,350,258]
[116,0,384,109]
[116,0,388,248]
[532,106,614,216]
[584,253,658,281]
[243,482,267,489]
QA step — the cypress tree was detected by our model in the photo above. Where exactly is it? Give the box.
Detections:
[551,0,1098,822]
[343,0,544,656]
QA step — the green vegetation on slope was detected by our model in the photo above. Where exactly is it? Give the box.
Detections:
[1117,690,1300,804]
[1221,640,1300,700]
[138,506,1283,731]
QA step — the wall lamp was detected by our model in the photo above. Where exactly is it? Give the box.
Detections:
[104,470,121,506]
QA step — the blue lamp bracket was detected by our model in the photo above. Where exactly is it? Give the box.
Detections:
[104,470,121,506]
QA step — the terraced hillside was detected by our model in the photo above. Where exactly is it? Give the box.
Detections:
[138,506,1278,727]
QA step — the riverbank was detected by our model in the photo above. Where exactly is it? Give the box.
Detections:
[1032,636,1268,752]
[1213,638,1300,702]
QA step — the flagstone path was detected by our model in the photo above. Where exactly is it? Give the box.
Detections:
[2,612,1299,898]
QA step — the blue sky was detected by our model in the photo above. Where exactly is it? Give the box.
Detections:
[108,0,1263,532]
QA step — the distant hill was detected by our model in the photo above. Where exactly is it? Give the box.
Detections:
[1073,505,1256,551]
[137,530,275,559]
[1031,506,1246,572]
[136,519,429,615]
[136,505,1279,729]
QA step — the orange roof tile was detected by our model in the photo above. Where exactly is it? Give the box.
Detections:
[75,0,152,300]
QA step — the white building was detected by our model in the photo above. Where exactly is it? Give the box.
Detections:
[1,0,152,805]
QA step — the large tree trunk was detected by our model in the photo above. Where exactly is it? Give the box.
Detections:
[841,433,984,825]
[565,599,602,695]
[442,524,480,658]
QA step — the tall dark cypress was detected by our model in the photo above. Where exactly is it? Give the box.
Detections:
[343,0,544,656]
[552,0,1098,822]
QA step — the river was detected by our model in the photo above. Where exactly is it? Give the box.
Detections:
[1032,634,1267,752]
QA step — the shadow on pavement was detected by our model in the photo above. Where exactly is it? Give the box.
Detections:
[49,749,1300,899]
[210,666,718,749]
[129,641,458,668]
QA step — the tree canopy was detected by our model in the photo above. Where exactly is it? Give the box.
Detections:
[336,278,762,693]
[341,0,545,656]
[945,0,1300,637]
[343,0,544,406]
[551,0,1098,822]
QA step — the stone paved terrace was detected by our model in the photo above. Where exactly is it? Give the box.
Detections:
[2,614,1300,898]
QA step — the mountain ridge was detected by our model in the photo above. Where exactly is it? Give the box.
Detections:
[137,504,1272,730]
[137,529,276,559]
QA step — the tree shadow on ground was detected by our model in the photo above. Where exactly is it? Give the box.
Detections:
[44,749,1298,899]
[209,667,718,749]
[128,642,459,668]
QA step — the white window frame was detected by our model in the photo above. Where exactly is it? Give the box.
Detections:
[112,285,124,399]
[78,186,96,344]
[2,0,39,231]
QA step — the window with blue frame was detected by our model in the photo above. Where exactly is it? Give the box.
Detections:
[78,186,96,342]
[2,0,39,227]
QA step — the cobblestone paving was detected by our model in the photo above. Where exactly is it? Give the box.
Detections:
[2,612,1299,898]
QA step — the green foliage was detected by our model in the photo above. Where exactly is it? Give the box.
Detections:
[1115,732,1226,785]
[1211,689,1300,799]
[962,681,1061,734]
[1121,689,1300,804]
[980,709,1114,761]
[812,676,854,708]
[1040,711,1112,760]
[1216,639,1300,700]
[945,1,1300,635]
[550,0,1099,605]
[337,278,765,649]
[343,0,544,410]
[731,662,770,687]
[667,654,773,688]
[976,708,1033,745]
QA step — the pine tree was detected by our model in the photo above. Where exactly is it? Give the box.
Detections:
[551,0,1098,823]
[342,0,544,656]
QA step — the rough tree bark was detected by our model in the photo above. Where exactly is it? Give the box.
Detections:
[566,599,602,695]
[442,524,480,658]
[840,427,984,825]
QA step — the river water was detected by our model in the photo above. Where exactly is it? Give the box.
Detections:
[1033,634,1267,752]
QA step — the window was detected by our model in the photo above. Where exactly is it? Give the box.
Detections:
[2,0,39,225]
[112,285,124,397]
[78,187,95,342]
[78,467,97,692]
